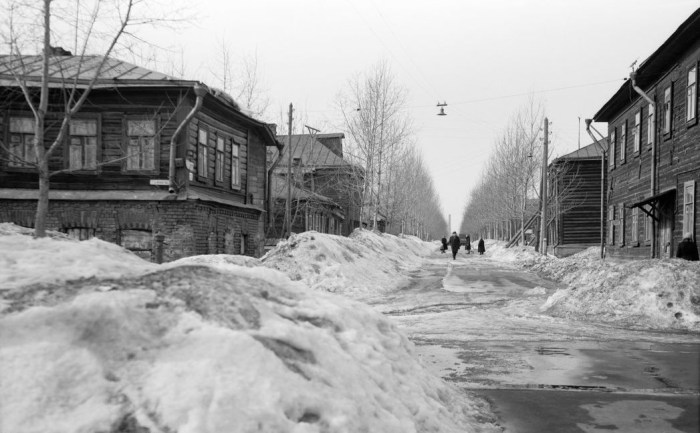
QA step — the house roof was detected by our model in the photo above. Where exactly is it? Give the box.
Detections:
[270,134,350,168]
[553,142,603,162]
[269,174,339,207]
[594,8,700,121]
[0,54,282,149]
[0,55,195,88]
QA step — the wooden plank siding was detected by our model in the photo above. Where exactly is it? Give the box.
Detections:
[549,157,603,256]
[602,38,700,259]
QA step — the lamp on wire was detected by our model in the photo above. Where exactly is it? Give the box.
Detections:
[437,101,447,116]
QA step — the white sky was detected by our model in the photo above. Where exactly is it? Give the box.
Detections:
[143,0,699,232]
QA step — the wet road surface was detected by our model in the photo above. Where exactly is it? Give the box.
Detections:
[368,251,700,432]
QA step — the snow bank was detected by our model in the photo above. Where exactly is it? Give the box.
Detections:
[0,225,497,433]
[0,232,158,292]
[261,230,434,300]
[489,242,700,331]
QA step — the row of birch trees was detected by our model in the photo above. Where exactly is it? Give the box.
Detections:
[337,60,447,240]
[460,98,546,243]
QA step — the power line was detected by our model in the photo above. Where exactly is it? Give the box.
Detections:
[409,78,626,108]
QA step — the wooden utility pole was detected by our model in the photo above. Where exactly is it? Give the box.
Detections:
[540,118,549,255]
[285,103,293,237]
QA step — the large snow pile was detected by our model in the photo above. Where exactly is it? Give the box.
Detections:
[261,230,434,301]
[489,242,700,331]
[0,226,497,433]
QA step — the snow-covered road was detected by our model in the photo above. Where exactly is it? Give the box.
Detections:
[370,251,700,432]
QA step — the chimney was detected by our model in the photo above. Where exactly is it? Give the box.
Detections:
[48,46,72,56]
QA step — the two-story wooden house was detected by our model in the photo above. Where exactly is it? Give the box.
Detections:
[267,133,363,241]
[593,9,700,259]
[0,54,281,260]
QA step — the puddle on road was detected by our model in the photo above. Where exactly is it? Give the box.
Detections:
[413,340,700,393]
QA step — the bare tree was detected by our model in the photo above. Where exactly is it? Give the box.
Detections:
[211,41,270,120]
[338,60,413,231]
[0,0,184,237]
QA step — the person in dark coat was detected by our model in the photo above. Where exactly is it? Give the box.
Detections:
[440,236,448,253]
[676,233,699,261]
[464,235,471,254]
[477,237,485,255]
[449,231,461,260]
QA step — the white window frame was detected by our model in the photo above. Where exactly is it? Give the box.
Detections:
[683,180,696,238]
[619,119,627,164]
[631,206,639,244]
[231,143,240,188]
[197,128,208,178]
[215,136,225,183]
[663,86,672,135]
[608,204,615,245]
[646,103,655,146]
[644,210,653,243]
[618,203,625,246]
[609,128,616,169]
[8,117,36,168]
[69,118,98,171]
[687,65,697,123]
[125,119,156,172]
[632,111,640,155]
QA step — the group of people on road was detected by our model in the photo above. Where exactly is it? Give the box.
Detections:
[440,232,485,260]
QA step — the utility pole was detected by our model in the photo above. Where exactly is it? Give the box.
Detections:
[285,103,293,237]
[448,214,451,234]
[540,118,549,255]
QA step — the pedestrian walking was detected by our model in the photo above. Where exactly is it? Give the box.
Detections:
[477,237,485,255]
[449,231,461,260]
[676,233,699,261]
[464,235,471,254]
[440,236,448,254]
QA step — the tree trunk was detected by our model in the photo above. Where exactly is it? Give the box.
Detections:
[34,156,50,238]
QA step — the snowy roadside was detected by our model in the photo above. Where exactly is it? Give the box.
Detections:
[487,241,700,332]
[0,224,497,433]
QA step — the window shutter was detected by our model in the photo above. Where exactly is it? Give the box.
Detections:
[70,142,82,170]
[85,137,97,170]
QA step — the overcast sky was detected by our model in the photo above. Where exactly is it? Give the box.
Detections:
[146,0,699,232]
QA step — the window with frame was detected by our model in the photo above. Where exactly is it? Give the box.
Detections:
[69,119,98,171]
[644,210,653,243]
[683,180,696,237]
[8,117,36,168]
[632,111,640,155]
[64,227,95,241]
[608,204,615,245]
[631,206,639,244]
[619,120,627,163]
[687,65,697,123]
[126,119,156,171]
[617,203,625,246]
[231,143,240,188]
[646,103,655,146]
[609,128,616,169]
[197,128,208,178]
[663,86,672,135]
[215,136,225,183]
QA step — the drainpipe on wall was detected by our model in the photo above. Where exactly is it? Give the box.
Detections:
[630,70,657,258]
[169,83,207,194]
[585,119,608,260]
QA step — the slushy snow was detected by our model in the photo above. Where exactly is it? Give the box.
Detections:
[0,224,497,433]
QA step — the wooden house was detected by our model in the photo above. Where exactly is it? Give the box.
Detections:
[267,133,363,242]
[546,142,605,257]
[593,9,700,259]
[0,54,281,260]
